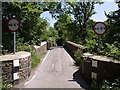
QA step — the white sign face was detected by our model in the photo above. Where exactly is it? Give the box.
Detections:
[8,18,20,32]
[92,60,98,68]
[93,22,107,35]
[91,72,97,80]
[14,73,19,80]
[13,59,19,67]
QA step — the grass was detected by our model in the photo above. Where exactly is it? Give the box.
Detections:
[31,51,46,69]
[0,76,12,90]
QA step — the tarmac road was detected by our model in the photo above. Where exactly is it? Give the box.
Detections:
[22,46,88,89]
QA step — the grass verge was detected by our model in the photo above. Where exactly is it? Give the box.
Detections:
[31,51,46,69]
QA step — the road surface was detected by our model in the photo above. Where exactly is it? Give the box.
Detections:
[22,47,88,89]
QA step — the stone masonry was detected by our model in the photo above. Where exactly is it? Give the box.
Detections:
[0,51,31,85]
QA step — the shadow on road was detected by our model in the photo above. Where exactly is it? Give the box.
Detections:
[68,70,88,90]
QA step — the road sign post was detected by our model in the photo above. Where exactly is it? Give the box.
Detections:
[93,22,107,51]
[8,18,20,54]
[98,35,100,50]
[14,32,16,54]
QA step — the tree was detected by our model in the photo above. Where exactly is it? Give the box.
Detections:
[105,2,120,45]
[2,2,49,53]
[42,2,96,44]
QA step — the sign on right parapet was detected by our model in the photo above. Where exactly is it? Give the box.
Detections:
[93,22,107,35]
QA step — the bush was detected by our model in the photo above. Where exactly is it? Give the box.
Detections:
[86,39,120,61]
[0,76,12,90]
[91,77,120,90]
[31,51,41,69]
[74,49,83,66]
[85,39,98,54]
[100,43,120,60]
[16,38,31,52]
[101,77,120,90]
[90,80,100,90]
[30,47,46,69]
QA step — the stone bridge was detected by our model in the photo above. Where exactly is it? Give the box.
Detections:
[0,41,120,89]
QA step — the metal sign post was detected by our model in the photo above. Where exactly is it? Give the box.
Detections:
[14,32,16,54]
[98,35,100,50]
[93,22,107,52]
[8,18,20,54]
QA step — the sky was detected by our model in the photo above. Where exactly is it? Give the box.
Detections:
[40,2,118,27]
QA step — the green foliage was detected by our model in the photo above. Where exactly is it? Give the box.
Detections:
[31,50,41,69]
[16,38,31,52]
[74,49,83,66]
[1,84,12,90]
[44,2,97,44]
[2,2,120,61]
[91,80,100,90]
[47,27,59,44]
[101,77,120,90]
[86,39,98,54]
[91,77,120,90]
[2,2,50,54]
[86,39,120,60]
[54,14,76,42]
[0,76,12,90]
[100,42,120,60]
[29,47,46,69]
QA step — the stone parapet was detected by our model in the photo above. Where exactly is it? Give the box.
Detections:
[33,41,47,54]
[64,41,87,54]
[82,53,120,83]
[0,51,31,85]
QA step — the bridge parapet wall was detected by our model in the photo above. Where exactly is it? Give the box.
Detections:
[0,51,31,85]
[33,41,47,54]
[64,41,120,84]
[64,41,87,55]
[82,53,120,83]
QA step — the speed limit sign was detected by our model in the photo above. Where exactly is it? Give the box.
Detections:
[93,22,107,35]
[8,18,20,32]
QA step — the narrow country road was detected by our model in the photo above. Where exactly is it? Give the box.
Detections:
[22,47,88,89]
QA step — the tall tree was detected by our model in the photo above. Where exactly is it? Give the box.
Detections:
[2,2,49,53]
[42,2,96,44]
[105,2,120,45]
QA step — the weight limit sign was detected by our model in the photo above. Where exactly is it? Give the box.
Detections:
[93,22,107,35]
[8,18,20,32]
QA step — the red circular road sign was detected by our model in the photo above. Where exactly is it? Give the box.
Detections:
[93,22,107,35]
[8,18,20,32]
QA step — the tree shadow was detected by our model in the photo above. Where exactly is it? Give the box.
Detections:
[68,70,89,90]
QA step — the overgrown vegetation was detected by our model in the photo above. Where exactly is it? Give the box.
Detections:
[0,76,12,90]
[91,77,120,90]
[31,49,46,69]
[17,43,46,69]
[74,49,83,66]
[2,2,59,54]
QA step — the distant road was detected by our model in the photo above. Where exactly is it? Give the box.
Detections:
[22,46,88,89]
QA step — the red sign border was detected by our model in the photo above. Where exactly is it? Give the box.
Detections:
[93,22,107,35]
[8,17,20,32]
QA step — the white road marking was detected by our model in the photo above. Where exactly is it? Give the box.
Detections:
[24,50,50,86]
[35,71,37,74]
[24,75,35,86]
[63,48,74,63]
[42,50,50,64]
[52,64,54,68]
